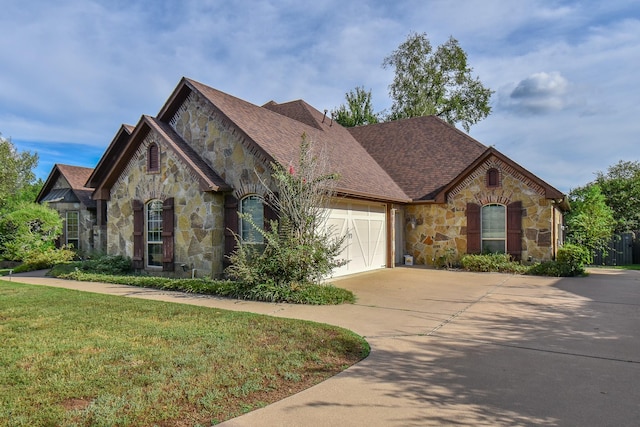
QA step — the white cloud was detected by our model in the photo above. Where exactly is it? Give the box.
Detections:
[1,0,639,192]
[505,71,570,114]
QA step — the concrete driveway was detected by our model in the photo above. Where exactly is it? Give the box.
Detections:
[9,267,640,426]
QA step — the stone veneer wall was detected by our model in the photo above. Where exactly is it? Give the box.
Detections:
[107,90,276,277]
[169,91,275,195]
[50,176,96,253]
[405,157,562,266]
[107,132,225,276]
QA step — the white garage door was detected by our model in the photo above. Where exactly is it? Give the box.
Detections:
[323,200,387,277]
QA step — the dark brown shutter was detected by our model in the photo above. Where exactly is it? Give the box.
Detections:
[224,195,239,266]
[263,194,278,232]
[507,201,523,260]
[133,200,144,269]
[466,203,481,254]
[162,197,175,271]
[148,143,159,171]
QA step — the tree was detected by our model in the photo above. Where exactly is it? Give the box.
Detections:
[382,32,493,132]
[0,134,39,211]
[333,86,379,127]
[226,134,347,290]
[565,184,616,261]
[594,160,640,233]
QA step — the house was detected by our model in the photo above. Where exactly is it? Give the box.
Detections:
[51,77,568,277]
[35,164,97,253]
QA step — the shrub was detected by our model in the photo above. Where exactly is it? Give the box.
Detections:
[556,243,590,276]
[0,202,62,261]
[13,247,75,272]
[51,270,355,305]
[80,254,133,275]
[460,253,529,274]
[526,244,590,277]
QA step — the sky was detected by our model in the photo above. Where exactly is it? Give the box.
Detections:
[1,0,639,194]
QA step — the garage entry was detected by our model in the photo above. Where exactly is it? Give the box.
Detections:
[323,200,387,277]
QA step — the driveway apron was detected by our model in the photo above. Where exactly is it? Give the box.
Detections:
[8,268,640,426]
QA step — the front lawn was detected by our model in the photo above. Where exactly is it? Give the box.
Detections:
[0,281,369,426]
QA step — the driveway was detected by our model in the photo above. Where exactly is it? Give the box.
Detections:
[8,267,640,426]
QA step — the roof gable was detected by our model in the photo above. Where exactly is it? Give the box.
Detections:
[434,147,565,203]
[92,115,231,199]
[175,78,410,202]
[349,116,487,200]
[86,124,134,189]
[36,164,96,208]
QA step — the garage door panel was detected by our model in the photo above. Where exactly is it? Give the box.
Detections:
[324,201,387,277]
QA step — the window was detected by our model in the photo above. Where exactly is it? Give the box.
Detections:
[146,200,163,267]
[147,143,159,172]
[66,211,79,249]
[240,195,264,243]
[481,204,506,253]
[487,168,500,187]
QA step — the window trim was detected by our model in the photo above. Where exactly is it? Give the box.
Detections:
[66,211,79,249]
[146,199,163,268]
[481,203,506,254]
[239,194,264,244]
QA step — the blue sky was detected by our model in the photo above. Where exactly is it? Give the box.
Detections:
[1,0,639,193]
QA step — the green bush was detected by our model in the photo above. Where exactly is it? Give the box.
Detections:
[12,247,75,272]
[51,270,355,305]
[557,244,590,276]
[526,244,589,277]
[80,254,133,275]
[460,253,529,274]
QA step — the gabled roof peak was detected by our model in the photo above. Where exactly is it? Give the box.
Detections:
[262,99,326,130]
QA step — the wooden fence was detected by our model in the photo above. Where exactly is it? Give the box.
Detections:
[592,232,637,266]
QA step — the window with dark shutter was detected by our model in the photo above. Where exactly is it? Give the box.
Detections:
[224,195,239,266]
[466,203,481,254]
[148,143,159,172]
[162,198,175,271]
[507,201,523,260]
[133,200,144,269]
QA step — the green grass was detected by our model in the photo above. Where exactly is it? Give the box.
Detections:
[0,281,369,426]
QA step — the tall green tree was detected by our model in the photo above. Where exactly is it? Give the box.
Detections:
[565,184,615,261]
[333,86,379,127]
[0,134,39,211]
[594,160,640,232]
[382,32,493,132]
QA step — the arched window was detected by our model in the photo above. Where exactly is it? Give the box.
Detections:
[240,195,264,243]
[481,204,506,253]
[146,199,163,266]
[486,168,500,187]
[147,143,159,172]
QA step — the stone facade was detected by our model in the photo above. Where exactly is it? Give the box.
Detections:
[107,132,225,276]
[49,176,96,253]
[107,91,275,277]
[404,156,563,266]
[169,91,275,195]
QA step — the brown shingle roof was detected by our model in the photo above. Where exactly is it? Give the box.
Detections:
[36,164,96,208]
[348,116,488,201]
[184,78,410,202]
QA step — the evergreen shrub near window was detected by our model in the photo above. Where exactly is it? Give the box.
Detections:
[460,253,529,274]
